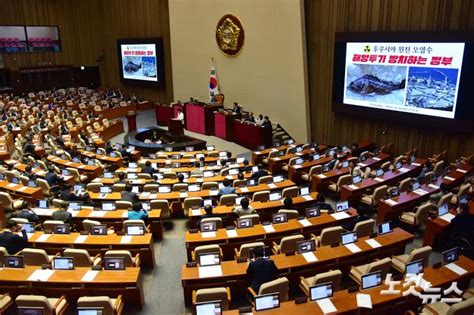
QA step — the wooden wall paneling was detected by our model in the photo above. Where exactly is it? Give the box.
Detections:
[305,0,474,161]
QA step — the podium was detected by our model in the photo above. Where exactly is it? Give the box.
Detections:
[185,103,222,135]
[126,111,137,132]
[214,111,234,141]
[232,120,272,150]
[169,119,184,136]
[155,104,174,126]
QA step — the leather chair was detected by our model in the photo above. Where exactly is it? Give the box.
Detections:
[77,295,124,315]
[0,192,23,218]
[86,182,103,193]
[277,209,298,220]
[202,182,218,190]
[82,219,101,232]
[143,184,159,193]
[313,226,345,247]
[420,298,474,315]
[399,202,435,228]
[272,234,304,254]
[115,201,133,210]
[361,185,388,207]
[239,214,260,225]
[353,219,375,238]
[399,177,413,192]
[258,175,273,185]
[183,197,203,217]
[193,287,230,311]
[220,194,237,206]
[104,250,140,267]
[349,257,392,285]
[200,217,223,229]
[63,248,101,267]
[15,295,68,315]
[173,183,188,192]
[252,191,270,202]
[0,293,13,314]
[192,245,223,262]
[150,200,171,219]
[281,186,299,198]
[249,277,289,302]
[22,248,56,265]
[328,175,352,193]
[234,242,265,259]
[302,165,322,181]
[391,246,432,273]
[299,270,342,296]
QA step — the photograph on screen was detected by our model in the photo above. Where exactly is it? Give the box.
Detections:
[0,26,27,53]
[342,42,465,119]
[26,26,60,52]
[120,44,158,82]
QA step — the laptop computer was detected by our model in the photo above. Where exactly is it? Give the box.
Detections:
[103,257,125,270]
[310,282,333,301]
[352,175,362,184]
[54,224,70,234]
[361,271,382,290]
[28,180,37,188]
[188,184,200,192]
[247,179,257,186]
[126,225,145,236]
[131,186,140,193]
[410,180,421,191]
[90,225,107,235]
[378,221,393,235]
[438,203,449,217]
[68,202,81,211]
[335,201,349,212]
[272,213,287,224]
[195,301,222,315]
[77,307,104,315]
[127,173,138,179]
[305,207,320,218]
[158,186,171,193]
[104,172,113,179]
[18,307,44,315]
[342,161,349,168]
[297,239,316,254]
[53,257,74,270]
[405,259,423,275]
[128,162,138,168]
[102,203,116,211]
[273,175,284,183]
[99,186,112,194]
[269,192,281,202]
[198,253,220,267]
[299,187,310,196]
[375,168,384,177]
[443,247,459,265]
[37,199,49,208]
[341,231,358,245]
[200,221,217,232]
[20,222,35,233]
[5,255,24,268]
[237,218,254,229]
[255,293,280,311]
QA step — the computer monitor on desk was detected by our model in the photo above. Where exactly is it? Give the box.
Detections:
[77,307,104,315]
[255,293,280,311]
[198,253,220,267]
[361,271,382,290]
[378,221,393,235]
[18,307,44,315]
[195,301,222,315]
[405,259,423,275]
[335,201,349,212]
[310,282,333,301]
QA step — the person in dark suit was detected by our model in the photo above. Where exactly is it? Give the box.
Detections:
[261,116,272,129]
[342,205,371,231]
[51,204,74,225]
[350,142,362,158]
[232,102,241,114]
[314,193,333,213]
[22,138,36,156]
[239,159,253,173]
[121,183,138,203]
[44,167,63,187]
[251,164,268,180]
[104,142,114,155]
[246,246,278,293]
[449,203,474,239]
[141,161,155,176]
[198,205,219,228]
[59,185,84,202]
[0,220,28,254]
[247,112,256,123]
[22,165,36,181]
[13,201,39,223]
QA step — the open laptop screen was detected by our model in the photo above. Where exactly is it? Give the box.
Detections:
[443,247,459,265]
[310,282,333,301]
[361,271,382,290]
[195,301,222,315]
[255,293,280,311]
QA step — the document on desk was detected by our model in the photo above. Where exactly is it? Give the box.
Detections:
[33,208,53,216]
[345,243,362,253]
[428,184,440,190]
[191,209,202,216]
[399,167,410,173]
[267,183,277,189]
[365,239,382,249]
[413,189,429,195]
[385,199,398,206]
[209,190,219,196]
[141,192,150,199]
[28,269,55,282]
[316,298,337,313]
[120,236,132,244]
[81,270,100,282]
[18,186,28,192]
[179,192,188,198]
[348,184,359,190]
[373,157,381,161]
[196,178,204,183]
[240,187,249,193]
[198,265,223,278]
[90,211,106,217]
[358,163,367,167]
[302,195,314,201]
[273,157,280,161]
[411,162,421,167]
[357,293,373,309]
[302,252,318,263]
[374,177,384,182]
[149,193,157,199]
[201,232,216,238]
[317,174,327,178]
[122,211,128,218]
[331,212,350,220]
[456,168,467,173]
[226,229,238,238]
[439,213,455,223]
[74,235,88,244]
[6,183,17,188]
[298,219,312,227]
[36,234,51,242]
[263,225,276,233]
[445,263,467,275]
[66,162,74,166]
[444,176,455,181]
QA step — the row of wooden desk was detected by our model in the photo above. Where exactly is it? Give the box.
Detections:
[223,255,474,314]
[181,228,414,305]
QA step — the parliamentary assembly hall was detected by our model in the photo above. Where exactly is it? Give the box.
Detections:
[0,0,472,314]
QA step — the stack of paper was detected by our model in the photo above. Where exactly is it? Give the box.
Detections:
[36,234,51,242]
[298,219,312,227]
[302,252,318,263]
[456,169,467,173]
[28,269,55,282]
[356,293,372,309]
[399,167,410,173]
[267,183,277,189]
[263,225,276,233]
[18,187,28,192]
[445,263,467,275]
[348,184,359,190]
[373,157,381,161]
[345,243,362,253]
[240,187,249,193]
[385,199,398,206]
[302,195,314,201]
[331,212,350,220]
[374,177,384,182]
[90,211,106,217]
[317,174,327,179]
[316,298,337,313]
[428,184,440,190]
[365,239,382,248]
[201,232,216,238]
[198,265,223,278]
[81,270,100,282]
[120,236,132,244]
[444,176,455,181]
[226,230,238,238]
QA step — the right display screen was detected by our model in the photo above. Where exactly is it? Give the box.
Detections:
[343,42,465,119]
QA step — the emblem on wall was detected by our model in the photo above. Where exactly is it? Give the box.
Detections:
[216,14,244,56]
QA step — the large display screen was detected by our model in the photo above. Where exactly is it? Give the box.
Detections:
[343,42,465,119]
[117,38,164,88]
[332,31,474,131]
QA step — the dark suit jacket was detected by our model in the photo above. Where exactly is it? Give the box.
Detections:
[23,143,35,155]
[45,172,62,187]
[450,212,474,238]
[0,231,28,254]
[315,202,333,213]
[14,209,39,222]
[246,258,279,292]
[51,210,73,225]
[141,166,155,176]
[60,190,83,202]
[121,191,138,203]
[251,170,268,180]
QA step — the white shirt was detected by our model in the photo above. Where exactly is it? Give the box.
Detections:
[176,112,184,121]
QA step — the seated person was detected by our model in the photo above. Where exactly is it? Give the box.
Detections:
[176,107,184,122]
[247,112,256,123]
[246,246,278,293]
[128,202,148,221]
[348,161,363,177]
[0,220,28,254]
[51,204,74,226]
[232,197,257,217]
[121,183,138,203]
[281,197,295,210]
[250,164,268,180]
[45,166,63,187]
[177,173,185,183]
[116,172,128,184]
[239,159,252,173]
[198,205,219,228]
[342,205,371,231]
[141,161,155,176]
[449,203,474,239]
[59,184,84,202]
[350,142,361,158]
[22,165,36,181]
[219,179,236,196]
[14,201,39,223]
[190,161,203,177]
[417,161,433,181]
[429,182,449,204]
[314,193,333,213]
